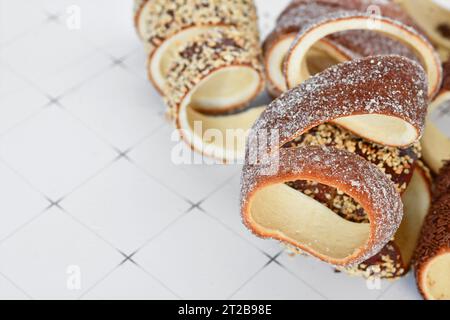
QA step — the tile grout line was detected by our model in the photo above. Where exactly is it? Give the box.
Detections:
[0,270,33,300]
[227,256,276,300]
[201,207,282,259]
[274,258,329,300]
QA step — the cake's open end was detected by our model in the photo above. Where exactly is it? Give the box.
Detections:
[249,183,370,260]
[422,253,450,300]
[333,114,418,147]
[178,104,265,161]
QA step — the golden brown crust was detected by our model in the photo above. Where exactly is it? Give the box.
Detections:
[133,0,148,37]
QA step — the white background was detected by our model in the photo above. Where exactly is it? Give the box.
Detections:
[0,0,446,300]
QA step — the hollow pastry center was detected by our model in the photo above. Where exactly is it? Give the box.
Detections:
[333,114,418,147]
[190,66,261,111]
[424,253,450,300]
[249,183,370,260]
[267,34,346,92]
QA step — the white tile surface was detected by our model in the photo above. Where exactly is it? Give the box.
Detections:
[0,207,122,299]
[134,209,269,300]
[0,0,45,47]
[0,0,442,300]
[0,106,117,200]
[0,21,97,94]
[61,65,164,151]
[0,160,49,241]
[276,252,392,300]
[61,158,189,254]
[82,261,178,300]
[231,262,324,300]
[130,124,240,203]
[39,51,112,98]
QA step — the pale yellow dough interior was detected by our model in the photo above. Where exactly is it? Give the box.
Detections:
[181,105,265,160]
[267,33,349,94]
[333,114,418,146]
[396,167,431,266]
[423,253,450,300]
[249,184,370,260]
[421,92,450,173]
[190,66,261,112]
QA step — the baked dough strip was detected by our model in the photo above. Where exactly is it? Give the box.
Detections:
[133,0,266,161]
[165,28,266,161]
[340,163,432,279]
[241,55,428,266]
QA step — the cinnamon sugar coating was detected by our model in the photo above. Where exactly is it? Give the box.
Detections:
[250,55,428,156]
[264,0,419,64]
[241,55,427,266]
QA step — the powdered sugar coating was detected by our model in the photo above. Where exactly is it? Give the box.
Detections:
[240,145,403,265]
[240,55,427,266]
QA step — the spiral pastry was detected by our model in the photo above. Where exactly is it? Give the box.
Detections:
[240,55,430,266]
